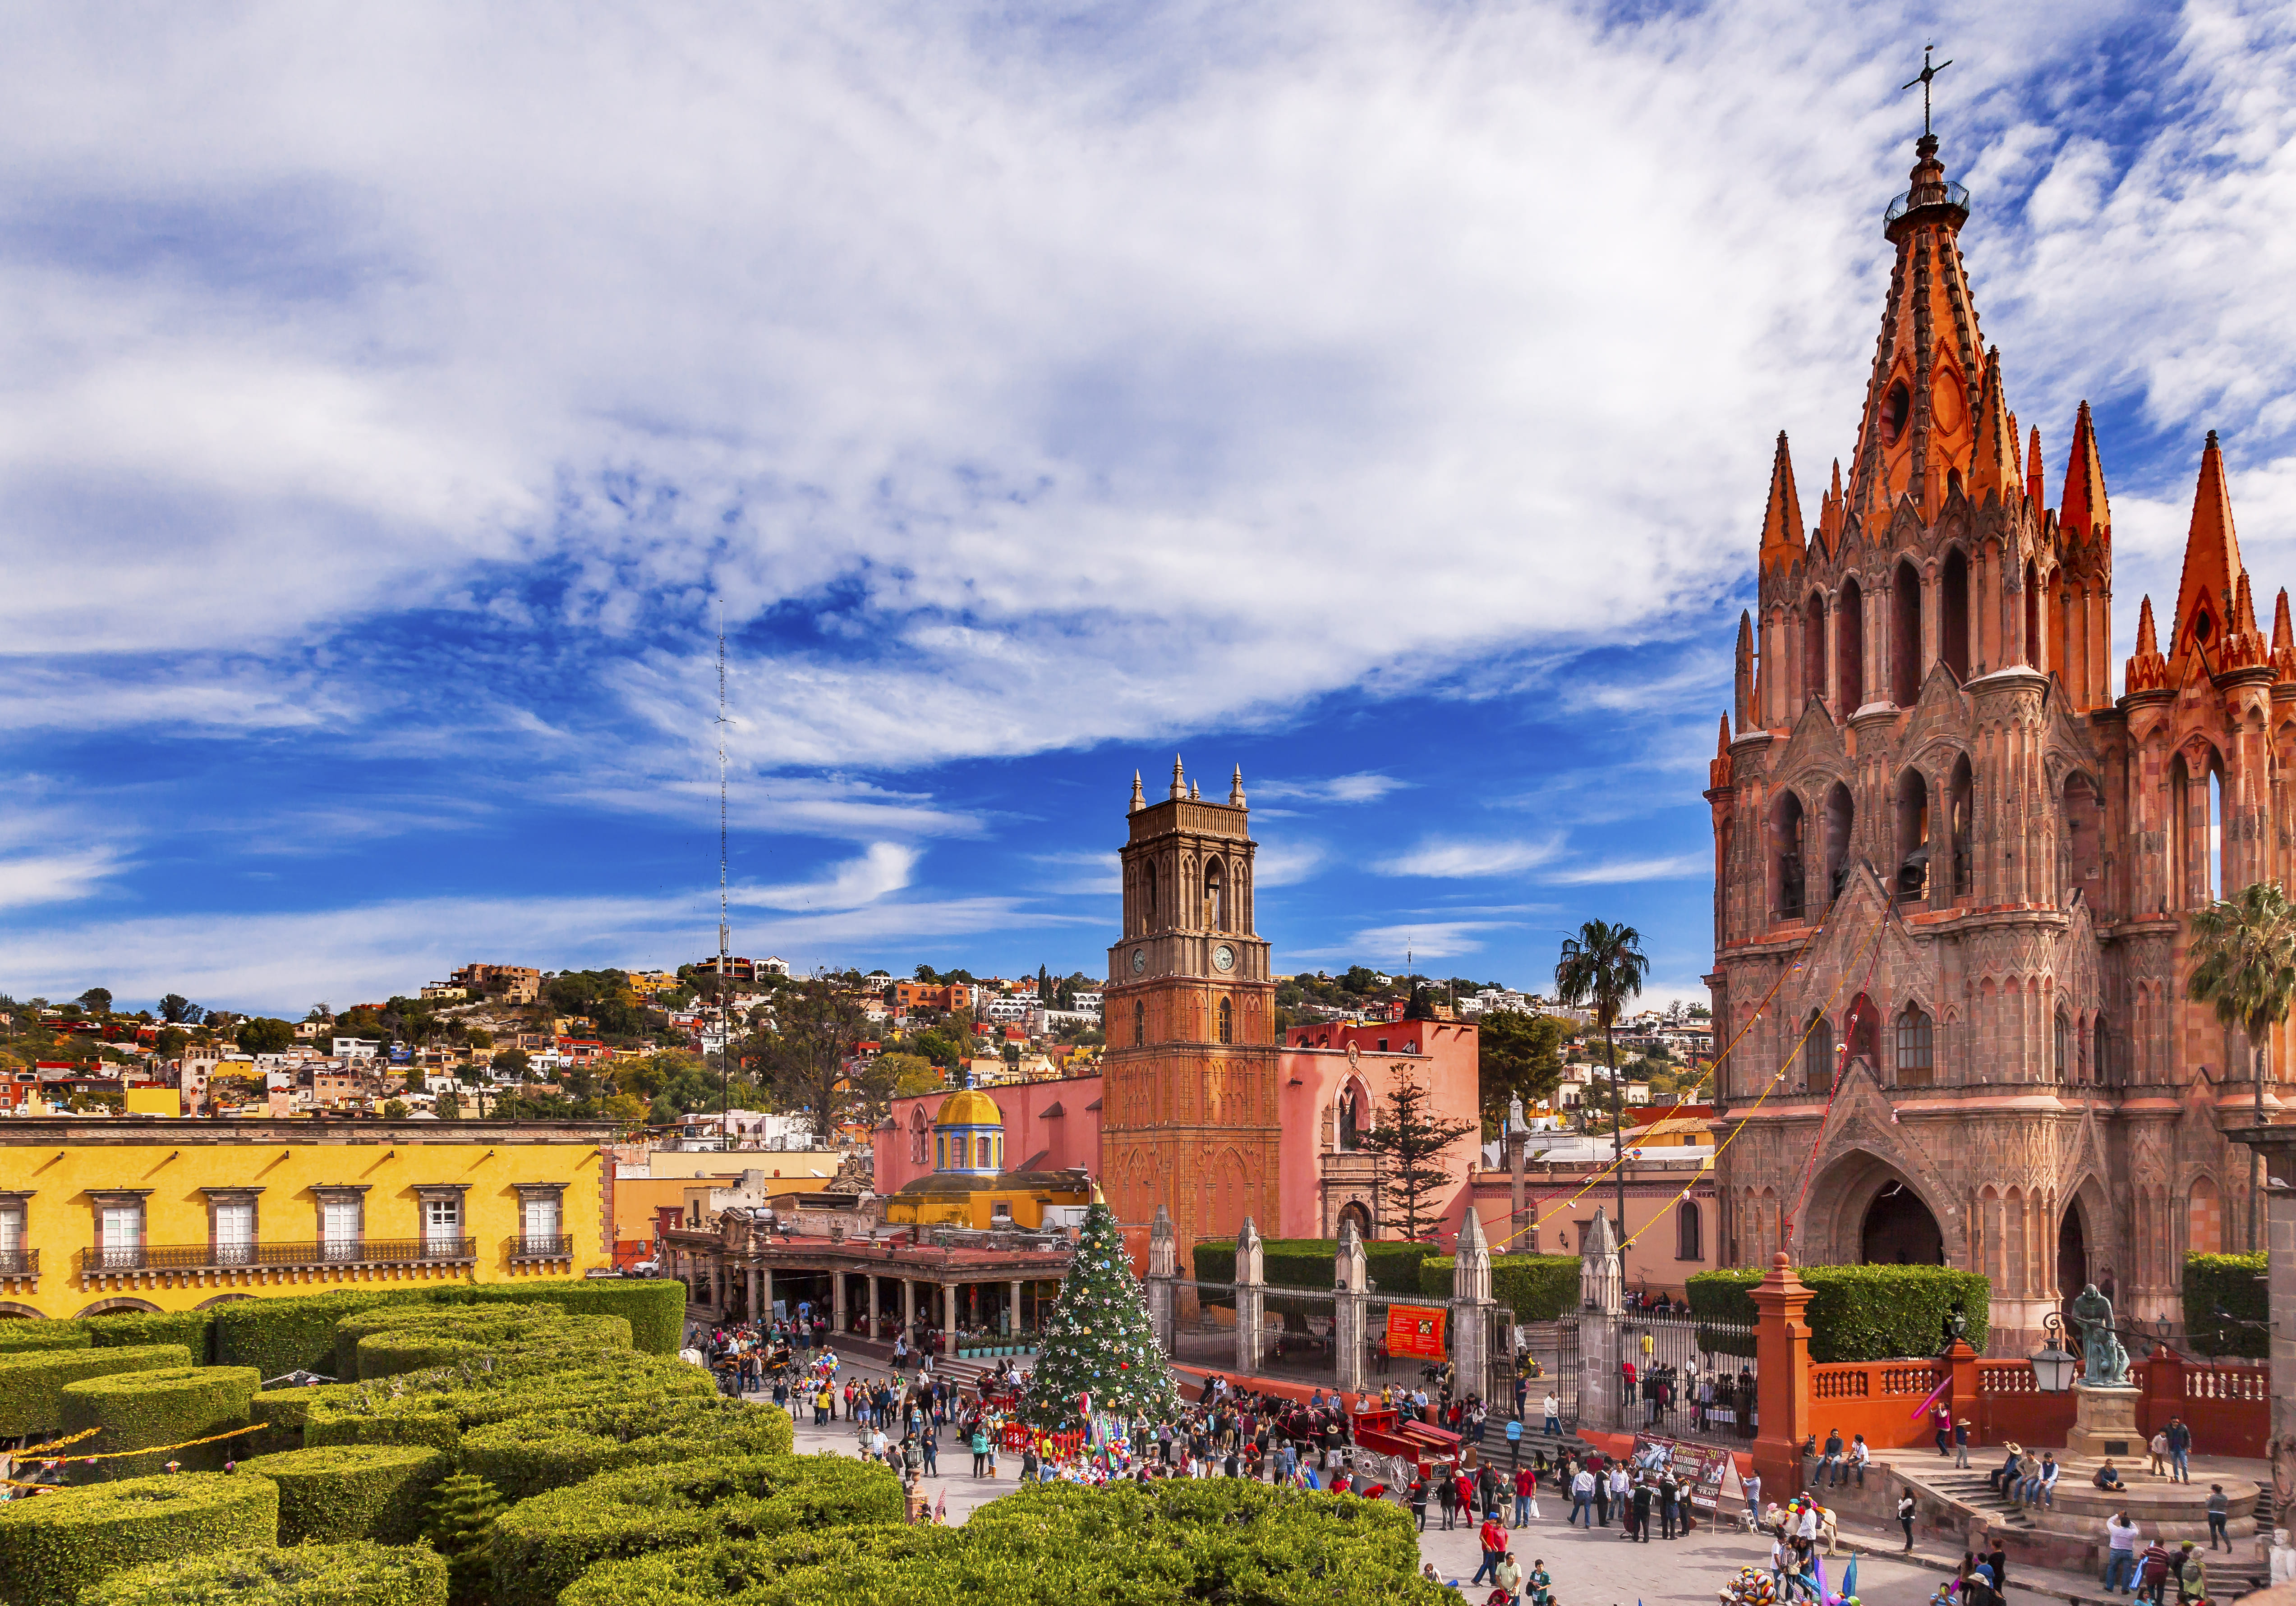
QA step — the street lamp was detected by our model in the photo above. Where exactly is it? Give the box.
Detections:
[2029,1312,2079,1393]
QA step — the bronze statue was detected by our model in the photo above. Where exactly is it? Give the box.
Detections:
[2067,1283,2130,1386]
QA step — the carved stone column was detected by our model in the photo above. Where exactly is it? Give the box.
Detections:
[1334,1221,1368,1393]
[1578,1207,1624,1431]
[1451,1210,1494,1404]
[1234,1216,1265,1376]
[1145,1205,1177,1354]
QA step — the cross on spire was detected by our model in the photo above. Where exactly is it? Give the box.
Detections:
[1903,43,1952,138]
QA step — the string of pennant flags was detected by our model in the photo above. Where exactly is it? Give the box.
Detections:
[0,1420,272,1490]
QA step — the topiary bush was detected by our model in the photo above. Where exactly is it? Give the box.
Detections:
[0,1468,278,1606]
[330,1304,570,1381]
[353,1313,630,1381]
[458,1397,795,1500]
[1686,1265,1991,1362]
[60,1363,260,1478]
[78,1540,448,1606]
[242,1442,450,1544]
[83,1307,217,1359]
[488,1452,905,1606]
[0,1321,90,1354]
[0,1341,191,1439]
[216,1290,411,1381]
[2184,1252,2267,1358]
[210,1281,686,1382]
[450,1278,687,1355]
[563,1477,1445,1606]
[1416,1253,1579,1320]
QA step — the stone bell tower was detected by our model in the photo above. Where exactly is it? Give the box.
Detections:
[1102,757,1279,1273]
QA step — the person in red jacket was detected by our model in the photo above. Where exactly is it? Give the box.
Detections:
[1514,1464,1538,1527]
[1472,1514,1509,1587]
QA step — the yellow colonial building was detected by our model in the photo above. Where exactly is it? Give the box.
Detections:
[880,1089,1092,1232]
[0,1116,616,1319]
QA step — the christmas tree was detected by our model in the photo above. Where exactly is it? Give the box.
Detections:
[1020,1198,1183,1431]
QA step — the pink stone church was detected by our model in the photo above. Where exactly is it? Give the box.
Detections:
[1704,123,2281,1347]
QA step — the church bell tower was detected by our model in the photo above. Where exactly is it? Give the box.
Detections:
[1102,757,1279,1273]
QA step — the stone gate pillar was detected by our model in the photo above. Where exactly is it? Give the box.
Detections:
[1452,1210,1494,1403]
[1578,1207,1624,1430]
[1750,1251,1816,1500]
[1507,1094,1531,1252]
[1235,1217,1266,1375]
[1334,1221,1369,1394]
[1145,1205,1178,1354]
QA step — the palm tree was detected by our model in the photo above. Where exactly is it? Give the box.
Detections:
[2186,880,2296,1252]
[1555,920,1651,1243]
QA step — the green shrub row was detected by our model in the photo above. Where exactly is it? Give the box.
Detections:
[1685,1265,1991,1362]
[459,1394,796,1501]
[1416,1253,1579,1320]
[563,1477,1446,1606]
[241,1443,450,1545]
[1191,1237,1438,1294]
[2183,1252,2267,1359]
[0,1342,190,1439]
[0,1322,91,1354]
[0,1469,279,1606]
[489,1452,905,1606]
[81,1540,448,1606]
[346,1309,630,1381]
[60,1363,261,1479]
[298,1353,718,1454]
[212,1278,685,1379]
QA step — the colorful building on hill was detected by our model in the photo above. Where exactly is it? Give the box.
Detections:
[1706,114,2280,1346]
[0,1117,616,1320]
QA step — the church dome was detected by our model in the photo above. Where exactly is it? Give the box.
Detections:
[934,1088,1003,1129]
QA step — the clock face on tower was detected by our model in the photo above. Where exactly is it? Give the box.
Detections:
[1212,944,1236,973]
[1131,947,1146,974]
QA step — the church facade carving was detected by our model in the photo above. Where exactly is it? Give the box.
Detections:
[1704,126,2283,1351]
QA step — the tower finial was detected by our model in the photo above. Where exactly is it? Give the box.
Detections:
[1229,765,1246,807]
[1902,43,1953,141]
[1169,754,1185,800]
[1129,770,1145,813]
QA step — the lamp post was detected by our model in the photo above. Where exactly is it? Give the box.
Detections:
[2029,1311,2079,1393]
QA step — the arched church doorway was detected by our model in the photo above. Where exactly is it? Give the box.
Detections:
[2057,1204,2088,1302]
[1337,1200,1372,1240]
[1861,1182,1944,1264]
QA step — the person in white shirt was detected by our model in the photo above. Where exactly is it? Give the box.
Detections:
[1849,1435,1871,1488]
[2104,1512,2141,1594]
[1570,1467,1596,1527]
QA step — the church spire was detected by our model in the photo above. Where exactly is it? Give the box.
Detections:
[2168,431,2243,673]
[2126,594,2168,694]
[2026,424,2046,516]
[1228,765,1246,807]
[1967,346,2021,508]
[2273,589,2296,686]
[2059,401,2111,545]
[1734,610,1756,732]
[1710,713,1733,790]
[1170,755,1186,800]
[1129,770,1145,813]
[1758,433,1806,574]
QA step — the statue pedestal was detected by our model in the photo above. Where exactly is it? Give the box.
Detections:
[2065,1383,2143,1459]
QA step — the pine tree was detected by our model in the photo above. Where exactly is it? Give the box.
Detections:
[422,1472,504,1605]
[1354,1065,1477,1240]
[1021,1199,1183,1431]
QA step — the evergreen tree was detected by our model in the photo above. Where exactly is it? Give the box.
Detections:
[1021,1200,1182,1432]
[422,1472,503,1605]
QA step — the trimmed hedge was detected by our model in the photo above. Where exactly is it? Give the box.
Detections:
[490,1452,905,1606]
[2184,1252,2267,1359]
[60,1363,260,1478]
[1686,1265,1991,1363]
[458,1397,796,1501]
[212,1280,687,1381]
[1417,1253,1579,1320]
[0,1342,190,1439]
[83,1307,217,1358]
[1192,1237,1437,1294]
[0,1468,279,1606]
[302,1356,718,1454]
[0,1322,91,1354]
[242,1442,450,1544]
[81,1540,448,1606]
[353,1312,630,1381]
[563,1476,1445,1606]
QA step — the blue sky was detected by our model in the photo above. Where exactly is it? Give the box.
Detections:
[4,2,2294,1015]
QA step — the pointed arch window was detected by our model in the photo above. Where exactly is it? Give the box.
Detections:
[1890,559,1922,706]
[1771,791,1808,922]
[1133,1000,1146,1047]
[1677,1200,1703,1262]
[2091,1015,2111,1087]
[2053,1011,2070,1083]
[1141,859,1159,933]
[1837,577,1864,711]
[1895,1006,1933,1087]
[1800,1012,1831,1094]
[1204,857,1225,931]
[1216,996,1233,1046]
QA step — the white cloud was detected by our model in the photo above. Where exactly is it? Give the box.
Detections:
[1541,852,1710,886]
[732,843,920,911]
[1253,772,1411,806]
[1316,921,1515,963]
[1253,841,1329,887]
[0,849,124,909]
[1377,836,1563,879]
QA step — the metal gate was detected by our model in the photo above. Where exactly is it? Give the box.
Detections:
[1523,1318,1578,1426]
[1620,1314,1756,1440]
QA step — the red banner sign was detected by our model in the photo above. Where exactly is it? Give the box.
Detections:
[1387,1305,1448,1361]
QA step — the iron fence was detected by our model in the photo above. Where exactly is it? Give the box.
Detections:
[77,1238,478,1273]
[1620,1314,1757,1439]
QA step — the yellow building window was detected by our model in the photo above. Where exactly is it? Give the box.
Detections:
[936,1136,946,1170]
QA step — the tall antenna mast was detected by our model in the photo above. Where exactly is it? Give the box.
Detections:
[716,601,732,1136]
